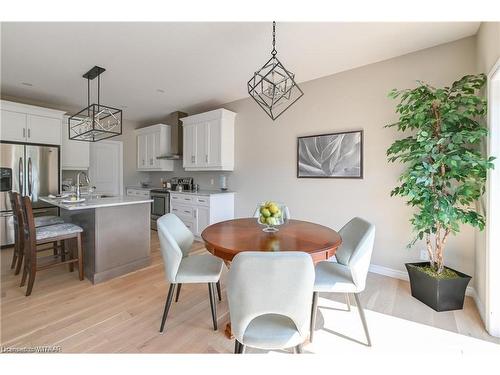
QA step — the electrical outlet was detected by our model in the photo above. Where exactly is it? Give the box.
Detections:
[210,178,214,185]
[419,249,429,261]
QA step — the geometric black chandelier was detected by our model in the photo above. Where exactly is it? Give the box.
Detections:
[68,66,122,142]
[247,21,304,121]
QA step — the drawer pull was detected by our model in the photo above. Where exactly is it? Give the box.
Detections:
[198,199,206,202]
[184,210,190,213]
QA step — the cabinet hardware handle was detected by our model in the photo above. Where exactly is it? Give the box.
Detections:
[184,210,190,213]
[19,157,24,195]
[28,157,33,196]
[28,128,31,138]
[206,155,208,163]
[23,128,26,138]
[194,210,197,218]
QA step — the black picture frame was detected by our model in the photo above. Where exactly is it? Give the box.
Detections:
[297,130,364,179]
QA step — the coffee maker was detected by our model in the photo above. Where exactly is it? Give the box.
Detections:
[170,177,193,192]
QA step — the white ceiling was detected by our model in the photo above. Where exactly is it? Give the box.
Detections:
[1,22,480,122]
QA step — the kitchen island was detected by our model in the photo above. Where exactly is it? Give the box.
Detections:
[40,196,152,284]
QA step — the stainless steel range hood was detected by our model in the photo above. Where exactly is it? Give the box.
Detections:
[156,111,187,160]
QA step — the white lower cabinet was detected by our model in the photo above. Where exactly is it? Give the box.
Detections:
[169,192,234,237]
[126,188,151,198]
[194,206,210,236]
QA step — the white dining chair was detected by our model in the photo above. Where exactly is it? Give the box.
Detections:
[227,251,314,354]
[157,213,224,333]
[310,217,375,346]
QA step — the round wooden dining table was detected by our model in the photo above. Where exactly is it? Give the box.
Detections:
[201,218,342,339]
[201,218,342,264]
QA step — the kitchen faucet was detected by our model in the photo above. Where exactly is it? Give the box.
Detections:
[76,171,91,200]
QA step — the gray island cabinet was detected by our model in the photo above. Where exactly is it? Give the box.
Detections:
[40,196,152,284]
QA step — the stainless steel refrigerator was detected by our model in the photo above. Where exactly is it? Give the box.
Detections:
[0,141,60,246]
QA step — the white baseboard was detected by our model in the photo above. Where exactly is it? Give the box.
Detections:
[369,264,408,281]
[468,287,486,322]
[368,263,478,300]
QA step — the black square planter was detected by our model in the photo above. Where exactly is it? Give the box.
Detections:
[405,262,471,312]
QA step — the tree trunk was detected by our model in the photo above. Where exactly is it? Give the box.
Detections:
[437,229,451,274]
[425,235,435,269]
[434,224,442,273]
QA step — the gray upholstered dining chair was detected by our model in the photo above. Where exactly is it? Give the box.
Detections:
[157,213,224,333]
[227,251,314,354]
[310,217,375,346]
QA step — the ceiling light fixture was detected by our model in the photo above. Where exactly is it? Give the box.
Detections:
[68,66,122,142]
[247,21,303,121]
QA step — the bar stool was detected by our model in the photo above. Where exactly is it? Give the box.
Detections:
[16,195,84,296]
[8,191,65,275]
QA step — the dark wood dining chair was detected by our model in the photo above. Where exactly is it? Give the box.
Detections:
[17,195,85,296]
[8,191,65,275]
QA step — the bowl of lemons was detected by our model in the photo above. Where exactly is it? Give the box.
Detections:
[257,201,286,232]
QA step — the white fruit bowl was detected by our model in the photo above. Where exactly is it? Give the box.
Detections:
[256,201,286,232]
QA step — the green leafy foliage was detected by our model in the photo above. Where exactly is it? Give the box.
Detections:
[386,74,494,273]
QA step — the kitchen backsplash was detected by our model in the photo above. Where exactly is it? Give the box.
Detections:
[63,162,232,192]
[145,160,232,190]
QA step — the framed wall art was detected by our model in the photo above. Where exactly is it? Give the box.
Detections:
[297,130,363,178]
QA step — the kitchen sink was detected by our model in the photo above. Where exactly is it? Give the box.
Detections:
[90,194,116,199]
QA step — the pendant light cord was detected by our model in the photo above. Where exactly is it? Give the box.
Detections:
[97,73,100,112]
[87,78,91,116]
[271,21,277,56]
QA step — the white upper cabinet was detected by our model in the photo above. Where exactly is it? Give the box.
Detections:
[137,133,148,169]
[1,110,27,142]
[135,124,174,171]
[28,115,61,145]
[61,116,90,170]
[183,124,197,168]
[1,100,65,145]
[181,108,236,171]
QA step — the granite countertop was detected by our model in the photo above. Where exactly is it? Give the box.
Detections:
[168,189,235,196]
[126,186,159,191]
[40,196,153,211]
[126,186,235,196]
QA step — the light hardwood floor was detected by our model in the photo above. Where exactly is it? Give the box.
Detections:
[1,231,499,354]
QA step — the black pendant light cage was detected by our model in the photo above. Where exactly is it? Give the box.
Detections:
[68,66,123,142]
[248,21,303,120]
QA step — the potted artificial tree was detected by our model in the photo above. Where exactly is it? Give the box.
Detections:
[386,74,494,311]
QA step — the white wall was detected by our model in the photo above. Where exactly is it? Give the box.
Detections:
[211,37,477,275]
[475,22,500,314]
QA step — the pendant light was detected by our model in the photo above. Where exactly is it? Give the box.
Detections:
[247,21,304,120]
[68,66,122,142]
